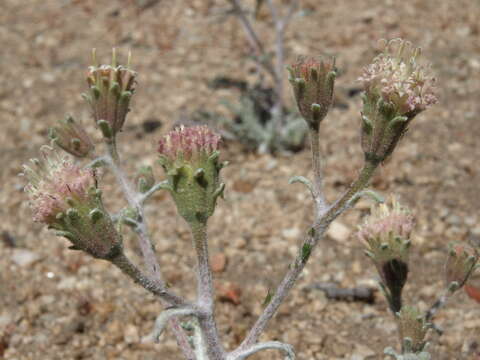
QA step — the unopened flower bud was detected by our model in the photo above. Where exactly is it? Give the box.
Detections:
[397,306,430,353]
[288,56,336,130]
[83,49,136,138]
[445,242,478,292]
[136,165,155,193]
[357,197,414,313]
[358,39,437,163]
[22,146,122,259]
[157,126,224,224]
[49,115,94,157]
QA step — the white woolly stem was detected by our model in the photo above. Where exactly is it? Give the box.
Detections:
[143,308,198,343]
[228,341,295,360]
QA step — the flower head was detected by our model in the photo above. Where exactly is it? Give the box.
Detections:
[23,146,96,224]
[445,242,478,291]
[49,115,94,158]
[83,49,136,138]
[22,146,121,259]
[359,39,437,116]
[288,56,336,129]
[359,39,437,163]
[358,197,414,312]
[157,126,225,224]
[397,306,430,353]
[158,125,221,164]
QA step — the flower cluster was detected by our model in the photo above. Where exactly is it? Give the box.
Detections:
[358,197,414,312]
[445,243,478,291]
[158,125,221,163]
[396,306,430,353]
[288,56,336,129]
[23,146,96,224]
[49,115,94,158]
[83,50,137,137]
[157,126,225,225]
[22,146,121,259]
[358,39,437,163]
[358,39,437,116]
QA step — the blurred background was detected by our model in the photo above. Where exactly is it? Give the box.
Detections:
[1,0,479,359]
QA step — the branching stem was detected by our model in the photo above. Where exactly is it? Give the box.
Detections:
[238,159,379,349]
[105,140,195,360]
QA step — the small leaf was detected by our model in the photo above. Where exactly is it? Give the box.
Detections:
[262,289,273,307]
[301,243,312,262]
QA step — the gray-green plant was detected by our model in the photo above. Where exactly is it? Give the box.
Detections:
[219,96,307,153]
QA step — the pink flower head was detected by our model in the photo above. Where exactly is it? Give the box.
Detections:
[358,197,414,258]
[84,49,137,136]
[158,125,221,163]
[288,56,336,128]
[22,146,96,224]
[358,39,437,115]
[291,56,334,82]
[358,197,414,313]
[445,243,478,290]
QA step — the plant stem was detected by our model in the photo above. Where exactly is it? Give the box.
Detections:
[106,141,162,281]
[228,0,277,81]
[239,160,379,349]
[266,0,298,134]
[190,220,225,360]
[426,292,449,321]
[111,252,187,306]
[309,128,327,212]
[105,140,195,359]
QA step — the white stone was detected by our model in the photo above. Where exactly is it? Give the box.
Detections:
[327,222,352,242]
[11,249,40,267]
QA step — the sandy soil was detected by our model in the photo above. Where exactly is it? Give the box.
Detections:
[1,0,479,359]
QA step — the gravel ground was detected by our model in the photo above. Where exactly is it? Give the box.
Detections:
[1,1,479,359]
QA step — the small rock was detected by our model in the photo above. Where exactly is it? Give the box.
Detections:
[232,179,256,193]
[11,249,40,267]
[327,222,351,243]
[0,312,13,328]
[124,324,140,344]
[57,277,77,290]
[351,343,376,359]
[282,227,301,240]
[216,282,242,305]
[232,237,247,249]
[211,253,227,273]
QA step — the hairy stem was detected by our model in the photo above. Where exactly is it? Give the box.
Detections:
[239,160,379,348]
[266,0,298,133]
[105,141,194,359]
[426,291,450,322]
[190,221,225,360]
[309,128,328,212]
[228,0,277,81]
[110,253,187,306]
[228,341,295,360]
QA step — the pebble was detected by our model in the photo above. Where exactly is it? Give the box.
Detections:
[282,227,301,240]
[211,253,227,273]
[216,282,242,305]
[0,312,13,328]
[351,343,376,359]
[11,249,41,267]
[57,276,77,290]
[327,222,352,243]
[124,324,140,344]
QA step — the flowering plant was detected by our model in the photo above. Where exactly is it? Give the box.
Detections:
[21,42,477,360]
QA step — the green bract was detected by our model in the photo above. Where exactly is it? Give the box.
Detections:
[157,126,225,225]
